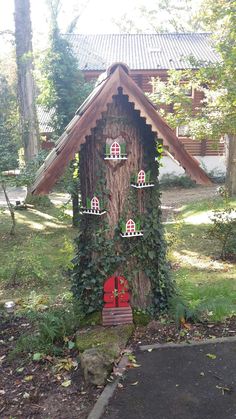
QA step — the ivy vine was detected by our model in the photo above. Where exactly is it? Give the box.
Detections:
[71,121,175,315]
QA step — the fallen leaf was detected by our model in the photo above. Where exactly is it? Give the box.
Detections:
[68,340,75,350]
[24,375,33,382]
[206,353,217,360]
[216,385,231,395]
[0,355,6,364]
[127,363,141,368]
[61,379,71,387]
[23,392,30,399]
[131,381,139,386]
[33,352,42,362]
[16,367,24,373]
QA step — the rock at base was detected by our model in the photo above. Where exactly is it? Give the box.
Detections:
[80,343,120,386]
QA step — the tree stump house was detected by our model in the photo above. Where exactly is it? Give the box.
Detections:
[32,63,211,325]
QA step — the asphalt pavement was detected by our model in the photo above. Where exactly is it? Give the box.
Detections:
[105,341,236,419]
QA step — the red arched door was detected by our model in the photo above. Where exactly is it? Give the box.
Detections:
[103,275,130,308]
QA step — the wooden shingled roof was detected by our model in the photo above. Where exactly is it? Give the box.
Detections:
[32,63,211,195]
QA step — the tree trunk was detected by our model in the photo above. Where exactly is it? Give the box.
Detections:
[14,0,39,162]
[226,134,236,196]
[72,192,79,227]
[79,94,154,309]
[1,181,16,235]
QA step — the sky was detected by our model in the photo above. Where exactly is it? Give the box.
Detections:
[0,0,201,56]
[0,0,151,54]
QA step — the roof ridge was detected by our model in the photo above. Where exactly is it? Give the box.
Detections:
[63,32,212,36]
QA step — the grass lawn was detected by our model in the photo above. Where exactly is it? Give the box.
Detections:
[168,195,236,322]
[0,201,76,304]
[0,192,235,323]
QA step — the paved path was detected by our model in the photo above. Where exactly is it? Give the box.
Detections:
[105,341,236,419]
[0,185,218,208]
[0,186,70,207]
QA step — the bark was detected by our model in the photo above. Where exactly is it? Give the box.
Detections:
[226,134,236,196]
[14,0,39,162]
[1,181,16,235]
[72,192,79,227]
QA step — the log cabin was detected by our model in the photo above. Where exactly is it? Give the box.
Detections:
[63,32,225,178]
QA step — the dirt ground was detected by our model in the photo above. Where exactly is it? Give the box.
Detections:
[0,314,102,419]
[0,184,219,208]
[161,184,218,208]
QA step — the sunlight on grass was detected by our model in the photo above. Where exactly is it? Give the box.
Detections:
[0,203,76,303]
[169,195,236,321]
[173,250,233,271]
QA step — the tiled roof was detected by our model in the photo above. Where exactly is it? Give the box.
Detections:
[64,33,220,71]
[37,105,54,133]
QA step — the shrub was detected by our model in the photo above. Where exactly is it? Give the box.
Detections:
[9,305,82,359]
[160,173,196,189]
[168,295,202,326]
[208,206,236,259]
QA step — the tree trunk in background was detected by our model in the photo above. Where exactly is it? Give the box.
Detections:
[226,134,236,196]
[72,193,79,227]
[14,0,39,162]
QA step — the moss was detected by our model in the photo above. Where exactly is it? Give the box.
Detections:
[76,324,134,352]
[133,310,151,326]
[79,311,102,327]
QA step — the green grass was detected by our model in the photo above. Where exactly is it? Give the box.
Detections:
[0,203,76,302]
[180,196,236,220]
[1,190,236,335]
[168,196,236,322]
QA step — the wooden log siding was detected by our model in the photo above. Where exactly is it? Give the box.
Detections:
[83,70,224,157]
[32,64,211,195]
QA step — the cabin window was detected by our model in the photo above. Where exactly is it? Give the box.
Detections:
[137,170,145,183]
[91,197,100,210]
[110,141,120,156]
[126,219,135,233]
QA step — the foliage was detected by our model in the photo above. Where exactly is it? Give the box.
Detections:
[168,294,202,326]
[160,173,196,189]
[0,73,20,173]
[150,1,236,195]
[17,150,48,187]
[208,206,236,259]
[38,20,92,137]
[10,304,81,358]
[113,0,203,33]
[133,309,151,326]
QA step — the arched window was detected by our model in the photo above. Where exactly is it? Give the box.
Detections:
[126,219,135,233]
[91,196,100,210]
[110,141,120,156]
[137,170,145,183]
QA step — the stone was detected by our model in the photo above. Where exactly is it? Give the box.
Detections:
[80,343,121,386]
